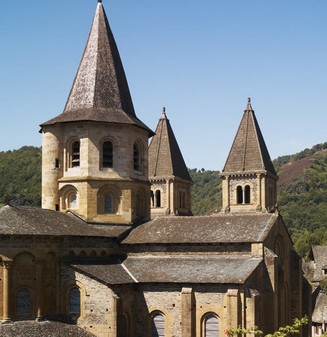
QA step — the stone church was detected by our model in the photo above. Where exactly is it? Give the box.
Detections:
[0,1,310,336]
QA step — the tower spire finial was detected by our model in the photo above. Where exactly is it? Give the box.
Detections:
[161,107,166,119]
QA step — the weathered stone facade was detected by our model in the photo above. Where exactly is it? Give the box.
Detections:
[0,2,310,337]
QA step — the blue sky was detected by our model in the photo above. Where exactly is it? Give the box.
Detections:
[1,1,327,170]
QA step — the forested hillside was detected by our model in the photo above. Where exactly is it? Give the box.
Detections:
[0,143,327,258]
[0,146,41,207]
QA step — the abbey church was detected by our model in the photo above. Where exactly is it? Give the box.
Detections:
[0,1,310,337]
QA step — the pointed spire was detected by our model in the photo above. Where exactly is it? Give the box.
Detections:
[223,98,276,176]
[149,109,192,181]
[41,2,153,136]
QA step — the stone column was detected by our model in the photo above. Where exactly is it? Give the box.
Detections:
[2,260,12,323]
[35,260,44,321]
[226,289,239,329]
[181,287,194,337]
[109,294,119,337]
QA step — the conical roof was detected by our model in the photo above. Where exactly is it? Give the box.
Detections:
[41,1,153,136]
[149,108,192,181]
[223,98,276,176]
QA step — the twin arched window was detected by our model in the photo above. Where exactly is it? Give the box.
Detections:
[236,185,251,204]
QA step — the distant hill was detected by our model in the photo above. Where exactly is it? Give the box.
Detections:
[0,143,327,257]
[0,146,41,207]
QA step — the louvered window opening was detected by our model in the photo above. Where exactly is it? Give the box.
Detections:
[72,141,80,167]
[103,141,113,168]
[205,314,219,337]
[151,313,165,337]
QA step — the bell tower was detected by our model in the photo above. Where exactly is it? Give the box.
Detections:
[148,108,192,217]
[220,98,278,213]
[40,1,153,224]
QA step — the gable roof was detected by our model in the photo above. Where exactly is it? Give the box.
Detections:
[312,291,327,323]
[123,213,278,244]
[40,2,153,136]
[123,255,262,284]
[0,205,128,238]
[148,109,192,181]
[310,245,327,282]
[223,98,276,176]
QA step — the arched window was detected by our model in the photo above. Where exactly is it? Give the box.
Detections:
[104,194,113,214]
[69,193,77,209]
[155,190,161,207]
[151,312,165,337]
[244,185,251,204]
[103,141,113,168]
[71,141,80,167]
[204,314,219,337]
[69,287,81,315]
[16,288,32,316]
[236,186,243,204]
[133,143,140,171]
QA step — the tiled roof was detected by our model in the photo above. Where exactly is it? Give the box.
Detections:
[0,321,96,337]
[310,245,327,282]
[223,98,276,176]
[40,2,153,136]
[123,255,262,283]
[148,109,192,181]
[71,262,135,285]
[123,213,278,244]
[312,291,327,323]
[0,205,128,238]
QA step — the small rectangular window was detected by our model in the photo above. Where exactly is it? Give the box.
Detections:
[55,159,60,168]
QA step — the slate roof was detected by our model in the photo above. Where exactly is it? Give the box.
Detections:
[148,109,192,181]
[123,213,278,244]
[123,255,262,283]
[223,98,276,176]
[0,321,96,337]
[310,245,327,282]
[71,262,134,285]
[312,291,327,323]
[0,205,127,238]
[40,2,153,136]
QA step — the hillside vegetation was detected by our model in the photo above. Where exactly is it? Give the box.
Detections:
[0,146,41,207]
[0,143,327,257]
